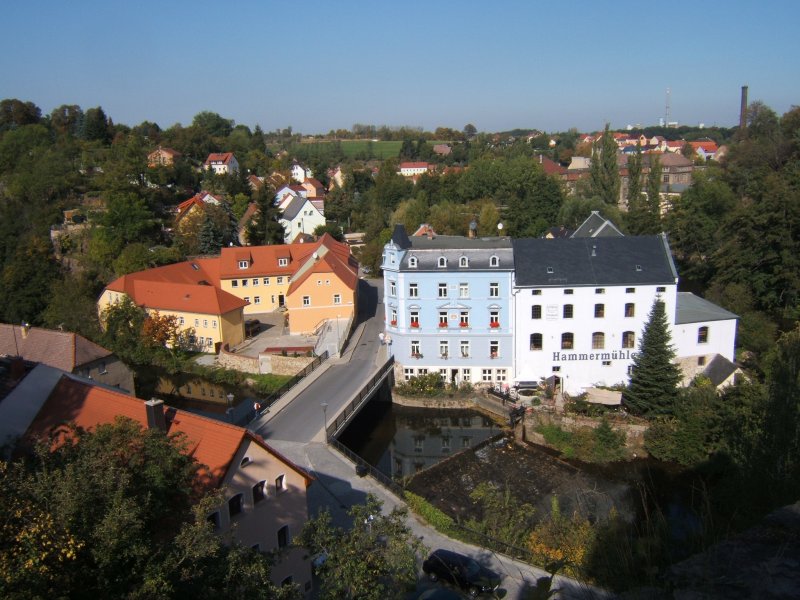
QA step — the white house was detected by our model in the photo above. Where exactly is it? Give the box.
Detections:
[291,161,313,183]
[398,162,431,177]
[204,152,239,175]
[278,196,326,243]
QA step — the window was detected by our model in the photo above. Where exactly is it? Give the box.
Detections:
[253,481,267,504]
[459,310,469,327]
[697,326,709,344]
[277,525,290,548]
[592,332,605,349]
[602,360,611,366]
[333,294,341,305]
[303,296,310,306]
[595,288,605,294]
[489,311,499,327]
[625,303,635,317]
[275,474,286,494]
[552,366,561,372]
[438,283,448,298]
[212,320,218,328]
[207,512,220,530]
[277,276,284,284]
[391,309,397,324]
[179,316,185,325]
[414,436,424,451]
[232,280,239,288]
[278,258,288,267]
[408,256,418,268]
[252,278,259,286]
[495,369,507,382]
[438,257,447,268]
[242,279,248,287]
[595,303,604,318]
[389,280,396,296]
[564,289,574,295]
[622,331,636,348]
[254,296,261,304]
[439,340,449,358]
[404,368,414,381]
[563,304,573,319]
[532,289,542,295]
[656,286,666,293]
[238,260,248,269]
[489,283,499,297]
[409,283,418,298]
[459,256,469,267]
[482,369,493,382]
[462,436,471,448]
[532,305,542,319]
[228,494,243,518]
[441,436,451,452]
[459,283,469,298]
[462,368,471,382]
[626,287,635,293]
[438,311,448,327]
[203,319,208,327]
[546,267,554,274]
[460,340,470,357]
[489,340,499,357]
[561,332,574,349]
[635,264,642,272]
[244,297,250,303]
[490,256,499,267]
[530,333,543,350]
[410,311,419,327]
[698,356,706,366]
[411,340,420,356]
[263,277,270,285]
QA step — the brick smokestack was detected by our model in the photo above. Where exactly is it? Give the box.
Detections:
[739,85,748,130]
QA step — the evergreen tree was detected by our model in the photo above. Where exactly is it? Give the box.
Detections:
[623,299,682,416]
[245,184,283,245]
[589,124,620,205]
[626,142,643,207]
[645,153,663,229]
[197,214,224,254]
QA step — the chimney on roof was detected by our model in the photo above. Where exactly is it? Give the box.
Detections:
[739,85,748,130]
[592,244,597,257]
[145,398,167,432]
[20,323,30,339]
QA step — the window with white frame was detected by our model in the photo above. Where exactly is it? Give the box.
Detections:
[459,256,468,267]
[391,309,397,323]
[194,319,200,327]
[489,282,499,297]
[277,276,284,284]
[438,283,448,298]
[203,319,208,327]
[263,277,270,285]
[411,340,420,356]
[459,282,469,298]
[495,369,507,382]
[238,260,248,269]
[460,340,470,357]
[244,297,250,303]
[212,320,218,328]
[438,311,448,327]
[408,256,418,268]
[410,311,419,327]
[409,283,418,298]
[459,310,469,327]
[252,278,259,286]
[481,369,493,381]
[438,257,447,268]
[439,340,449,358]
[490,255,499,267]
[389,280,396,296]
[404,368,414,381]
[254,297,260,304]
[489,310,499,326]
[179,316,185,325]
[252,480,267,504]
[462,368,471,382]
[490,340,499,357]
[275,474,286,494]
[302,296,310,306]
[278,258,288,267]
[242,279,248,287]
[439,369,447,382]
[333,294,341,304]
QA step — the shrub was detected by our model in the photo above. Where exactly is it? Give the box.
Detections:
[394,373,445,397]
[404,491,455,534]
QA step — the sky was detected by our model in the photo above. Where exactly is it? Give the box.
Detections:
[2,1,798,135]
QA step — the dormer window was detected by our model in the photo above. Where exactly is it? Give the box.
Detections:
[408,256,418,268]
[635,264,642,272]
[238,260,249,269]
[278,258,289,267]
[459,256,469,268]
[438,257,447,268]
[489,256,499,267]
[546,267,554,274]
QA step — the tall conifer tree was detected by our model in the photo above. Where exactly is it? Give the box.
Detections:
[623,299,682,416]
[590,124,621,205]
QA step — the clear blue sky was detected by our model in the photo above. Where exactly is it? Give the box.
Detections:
[2,1,798,134]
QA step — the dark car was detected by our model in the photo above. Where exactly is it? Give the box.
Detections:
[422,549,501,597]
[244,319,261,337]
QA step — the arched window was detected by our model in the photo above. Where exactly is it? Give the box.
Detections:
[408,256,417,268]
[561,332,574,350]
[252,480,267,504]
[438,256,447,268]
[622,331,635,348]
[489,255,499,267]
[459,256,469,267]
[697,326,709,344]
[530,333,543,351]
[228,493,243,518]
[592,332,605,349]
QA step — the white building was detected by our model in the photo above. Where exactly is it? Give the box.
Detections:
[203,152,239,175]
[291,161,313,183]
[511,227,737,395]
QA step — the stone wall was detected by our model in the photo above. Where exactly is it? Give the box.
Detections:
[217,346,260,373]
[260,354,315,376]
[524,410,648,455]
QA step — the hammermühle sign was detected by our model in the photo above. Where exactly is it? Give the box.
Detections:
[552,350,637,362]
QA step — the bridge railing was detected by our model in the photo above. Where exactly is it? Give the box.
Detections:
[257,350,330,416]
[324,357,394,439]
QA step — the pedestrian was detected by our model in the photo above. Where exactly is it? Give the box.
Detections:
[378,332,385,345]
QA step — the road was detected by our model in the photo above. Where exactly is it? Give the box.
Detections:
[252,279,386,442]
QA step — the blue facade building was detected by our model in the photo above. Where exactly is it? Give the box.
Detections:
[382,225,514,387]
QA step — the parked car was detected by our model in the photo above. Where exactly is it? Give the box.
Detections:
[244,319,260,337]
[422,549,501,597]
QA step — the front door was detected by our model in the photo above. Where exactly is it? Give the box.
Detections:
[278,294,285,308]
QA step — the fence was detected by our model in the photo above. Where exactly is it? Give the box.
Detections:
[323,357,394,438]
[256,350,329,416]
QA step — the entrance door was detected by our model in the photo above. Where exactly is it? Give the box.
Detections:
[450,369,459,384]
[278,294,285,308]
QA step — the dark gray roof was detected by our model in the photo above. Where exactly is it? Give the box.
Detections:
[675,292,738,324]
[571,212,624,238]
[703,354,739,387]
[407,235,512,251]
[391,224,411,249]
[281,196,305,221]
[512,234,678,287]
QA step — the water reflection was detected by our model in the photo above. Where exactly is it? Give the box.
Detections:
[338,401,498,479]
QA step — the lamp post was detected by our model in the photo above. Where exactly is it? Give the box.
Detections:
[226,392,234,423]
[335,314,341,353]
[321,402,328,443]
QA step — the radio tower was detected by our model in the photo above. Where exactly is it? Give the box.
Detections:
[665,87,671,126]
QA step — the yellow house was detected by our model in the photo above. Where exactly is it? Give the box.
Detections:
[99,258,247,352]
[284,237,359,334]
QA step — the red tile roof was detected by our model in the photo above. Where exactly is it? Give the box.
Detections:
[218,241,318,278]
[23,376,311,492]
[204,152,236,166]
[0,325,112,372]
[287,235,358,295]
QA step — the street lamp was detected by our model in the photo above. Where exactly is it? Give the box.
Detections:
[226,392,234,423]
[335,314,341,353]
[321,402,329,443]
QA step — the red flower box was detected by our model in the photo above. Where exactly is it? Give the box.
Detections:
[459,322,469,327]
[410,322,419,328]
[439,323,448,328]
[390,320,397,326]
[490,322,500,328]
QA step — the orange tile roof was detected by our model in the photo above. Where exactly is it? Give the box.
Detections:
[204,152,236,165]
[287,235,358,294]
[218,241,318,278]
[23,376,311,491]
[0,324,112,372]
